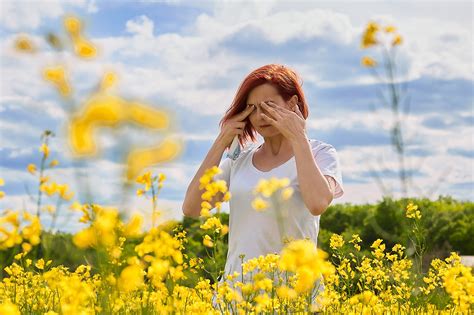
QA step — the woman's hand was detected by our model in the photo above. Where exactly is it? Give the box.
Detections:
[260,101,307,143]
[216,104,255,149]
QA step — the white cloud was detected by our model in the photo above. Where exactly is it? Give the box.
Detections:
[0,0,98,31]
[126,15,154,38]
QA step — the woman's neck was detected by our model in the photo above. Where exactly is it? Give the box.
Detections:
[261,135,293,157]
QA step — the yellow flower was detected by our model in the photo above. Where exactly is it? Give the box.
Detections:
[73,37,97,59]
[40,182,58,196]
[222,191,232,202]
[203,234,214,247]
[361,56,377,67]
[330,234,345,249]
[136,171,152,191]
[0,300,20,315]
[361,21,379,48]
[21,242,32,253]
[276,285,297,299]
[280,187,294,200]
[35,258,45,270]
[49,159,59,167]
[349,234,362,251]
[57,184,74,200]
[278,239,334,293]
[158,173,166,182]
[0,191,4,199]
[43,66,71,97]
[123,214,143,237]
[251,197,269,212]
[128,102,169,129]
[42,205,56,214]
[73,227,97,249]
[392,34,403,46]
[21,213,41,246]
[406,202,421,219]
[200,216,224,233]
[64,15,82,37]
[200,208,211,217]
[40,143,49,158]
[117,264,144,293]
[0,178,4,186]
[14,252,25,260]
[14,34,36,53]
[27,164,36,174]
[253,177,290,197]
[220,224,229,236]
[384,25,396,33]
[100,71,117,91]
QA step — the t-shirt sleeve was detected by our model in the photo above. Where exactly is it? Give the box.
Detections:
[312,144,345,198]
[213,157,233,188]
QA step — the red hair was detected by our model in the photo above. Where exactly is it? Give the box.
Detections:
[219,64,309,148]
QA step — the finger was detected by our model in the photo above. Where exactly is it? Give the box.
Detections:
[235,104,255,121]
[265,101,293,115]
[261,112,276,125]
[261,102,282,119]
[294,105,304,118]
[234,121,246,129]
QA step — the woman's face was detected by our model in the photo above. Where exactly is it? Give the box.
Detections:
[246,83,295,135]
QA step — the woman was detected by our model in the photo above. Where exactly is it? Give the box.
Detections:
[182,64,344,310]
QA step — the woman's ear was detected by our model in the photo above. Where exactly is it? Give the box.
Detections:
[290,95,299,108]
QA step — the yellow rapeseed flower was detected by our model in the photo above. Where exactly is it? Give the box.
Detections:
[392,34,403,46]
[27,163,36,174]
[117,264,145,293]
[43,66,71,97]
[35,258,45,270]
[0,300,20,314]
[406,202,421,219]
[251,197,269,212]
[14,34,36,53]
[361,56,377,67]
[384,25,396,33]
[73,37,97,59]
[49,159,59,167]
[39,143,49,158]
[100,71,117,91]
[64,15,82,37]
[330,234,345,250]
[73,227,97,249]
[361,21,379,48]
[128,102,169,129]
[280,187,294,200]
[203,234,214,247]
[253,177,290,197]
[123,214,143,238]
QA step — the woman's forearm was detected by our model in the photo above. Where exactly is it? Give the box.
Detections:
[182,135,228,218]
[291,135,333,216]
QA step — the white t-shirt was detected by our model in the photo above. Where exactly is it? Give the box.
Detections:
[213,139,344,291]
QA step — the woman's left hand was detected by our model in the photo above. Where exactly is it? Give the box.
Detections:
[260,101,307,143]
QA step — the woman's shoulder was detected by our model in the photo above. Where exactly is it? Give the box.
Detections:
[309,138,336,153]
[309,139,333,149]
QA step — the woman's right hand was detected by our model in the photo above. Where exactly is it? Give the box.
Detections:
[217,104,255,149]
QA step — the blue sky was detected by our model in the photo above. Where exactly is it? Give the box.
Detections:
[0,0,472,232]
